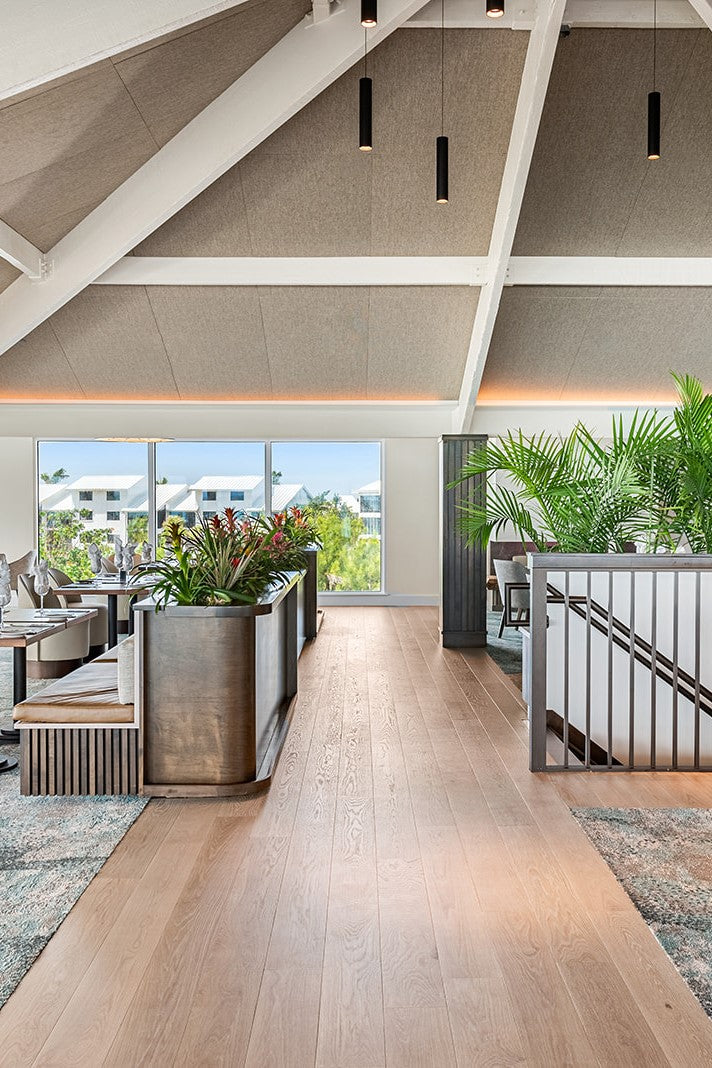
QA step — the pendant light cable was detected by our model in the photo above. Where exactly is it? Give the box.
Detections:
[440,0,444,138]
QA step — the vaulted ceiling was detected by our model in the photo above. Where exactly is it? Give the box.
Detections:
[1,2,712,409]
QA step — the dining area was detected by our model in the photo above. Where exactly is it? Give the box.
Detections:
[0,549,149,771]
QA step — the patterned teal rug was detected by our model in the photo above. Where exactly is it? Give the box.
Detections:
[486,609,523,677]
[572,807,712,1017]
[0,730,148,1008]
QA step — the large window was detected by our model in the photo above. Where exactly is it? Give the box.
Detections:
[271,441,381,592]
[37,439,384,593]
[38,441,149,579]
[155,441,266,550]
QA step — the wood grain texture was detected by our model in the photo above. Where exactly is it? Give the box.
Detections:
[2,608,711,1066]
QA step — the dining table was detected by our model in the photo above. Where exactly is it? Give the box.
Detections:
[0,607,98,765]
[56,579,150,648]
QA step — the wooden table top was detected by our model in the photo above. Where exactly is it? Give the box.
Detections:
[0,608,98,648]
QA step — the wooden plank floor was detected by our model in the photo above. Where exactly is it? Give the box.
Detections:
[1,606,712,1066]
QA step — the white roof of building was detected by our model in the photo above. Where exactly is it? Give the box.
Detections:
[38,483,66,503]
[356,480,381,495]
[190,475,263,491]
[272,484,310,512]
[69,475,145,490]
[338,494,359,513]
[171,490,199,513]
[126,483,188,513]
[43,494,75,511]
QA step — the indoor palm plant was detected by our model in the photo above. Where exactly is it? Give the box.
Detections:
[453,372,712,553]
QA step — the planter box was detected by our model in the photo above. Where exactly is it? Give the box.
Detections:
[135,572,303,797]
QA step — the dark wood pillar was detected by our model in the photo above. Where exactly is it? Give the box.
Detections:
[439,434,487,648]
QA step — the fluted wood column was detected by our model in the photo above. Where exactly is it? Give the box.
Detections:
[439,434,487,648]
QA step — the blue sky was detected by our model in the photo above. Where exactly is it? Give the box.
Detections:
[38,441,380,497]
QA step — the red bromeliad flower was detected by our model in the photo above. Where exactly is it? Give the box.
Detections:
[223,507,238,532]
[210,514,222,531]
[273,512,286,527]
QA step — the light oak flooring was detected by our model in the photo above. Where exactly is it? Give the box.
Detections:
[1,606,712,1066]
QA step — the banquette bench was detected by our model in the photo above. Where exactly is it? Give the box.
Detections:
[14,639,138,796]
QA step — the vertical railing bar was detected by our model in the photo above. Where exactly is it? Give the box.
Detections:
[529,562,549,771]
[650,572,657,769]
[585,571,592,769]
[694,571,701,770]
[672,571,679,771]
[629,570,635,770]
[563,572,570,770]
[607,571,613,768]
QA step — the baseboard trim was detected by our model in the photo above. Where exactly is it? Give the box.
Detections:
[317,594,440,607]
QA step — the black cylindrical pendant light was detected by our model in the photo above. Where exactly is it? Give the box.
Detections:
[486,0,504,17]
[361,0,377,27]
[436,136,449,203]
[647,0,660,159]
[648,90,660,160]
[436,0,448,202]
[360,76,373,152]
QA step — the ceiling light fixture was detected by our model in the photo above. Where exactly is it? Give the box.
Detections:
[648,0,660,159]
[361,0,377,27]
[359,29,373,152]
[436,0,449,203]
[486,0,504,17]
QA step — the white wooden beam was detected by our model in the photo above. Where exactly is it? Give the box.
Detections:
[507,256,712,286]
[405,0,702,29]
[455,0,568,433]
[0,220,45,279]
[0,1,255,102]
[311,0,338,23]
[0,0,428,360]
[685,0,712,31]
[96,256,489,286]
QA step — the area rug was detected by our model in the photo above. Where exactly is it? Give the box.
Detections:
[572,807,712,1017]
[485,609,523,677]
[0,734,148,1009]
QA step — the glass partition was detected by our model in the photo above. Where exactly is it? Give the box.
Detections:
[37,441,149,579]
[271,441,381,592]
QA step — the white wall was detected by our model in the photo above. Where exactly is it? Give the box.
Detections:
[383,437,439,603]
[0,437,35,560]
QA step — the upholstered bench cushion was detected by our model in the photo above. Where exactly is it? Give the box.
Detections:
[14,662,134,724]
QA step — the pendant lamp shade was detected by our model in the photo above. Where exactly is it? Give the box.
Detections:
[648,90,660,159]
[361,0,377,26]
[436,136,449,203]
[359,76,373,151]
[486,0,504,17]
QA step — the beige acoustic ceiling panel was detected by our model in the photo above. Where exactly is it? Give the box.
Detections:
[514,28,712,256]
[0,0,309,252]
[137,28,528,257]
[0,259,19,294]
[0,284,478,401]
[480,287,712,403]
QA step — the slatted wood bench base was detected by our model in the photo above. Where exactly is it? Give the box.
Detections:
[20,727,140,796]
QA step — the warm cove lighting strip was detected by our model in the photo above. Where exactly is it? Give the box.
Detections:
[94,256,712,288]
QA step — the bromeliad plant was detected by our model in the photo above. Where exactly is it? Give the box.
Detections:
[140,507,318,607]
[453,372,712,554]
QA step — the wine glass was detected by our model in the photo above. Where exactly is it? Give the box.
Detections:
[0,555,10,630]
[34,562,51,617]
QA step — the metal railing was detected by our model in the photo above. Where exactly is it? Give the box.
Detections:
[528,554,712,772]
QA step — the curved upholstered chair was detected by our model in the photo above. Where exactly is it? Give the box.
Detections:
[493,559,529,638]
[17,574,91,678]
[48,567,109,656]
[8,550,37,595]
